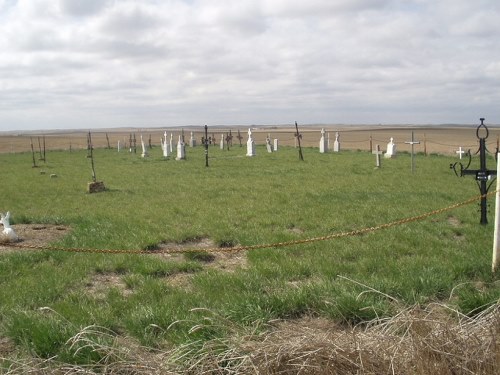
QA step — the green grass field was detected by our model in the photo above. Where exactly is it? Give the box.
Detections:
[0,144,498,368]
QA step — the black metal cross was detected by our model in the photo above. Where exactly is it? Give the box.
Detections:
[451,118,497,225]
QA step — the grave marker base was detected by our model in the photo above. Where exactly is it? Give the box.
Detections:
[88,181,106,194]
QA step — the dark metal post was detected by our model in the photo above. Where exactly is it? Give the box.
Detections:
[204,125,209,167]
[451,118,497,225]
[87,131,97,182]
[30,137,37,168]
[294,121,304,161]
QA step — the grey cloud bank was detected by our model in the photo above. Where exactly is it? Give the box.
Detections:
[0,0,499,131]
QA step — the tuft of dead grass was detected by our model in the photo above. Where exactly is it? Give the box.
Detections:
[1,301,498,374]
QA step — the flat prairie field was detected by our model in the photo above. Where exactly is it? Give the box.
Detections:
[1,124,499,154]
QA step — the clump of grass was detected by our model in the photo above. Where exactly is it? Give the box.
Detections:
[1,301,497,374]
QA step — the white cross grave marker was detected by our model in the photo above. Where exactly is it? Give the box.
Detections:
[456,147,465,159]
[372,144,383,168]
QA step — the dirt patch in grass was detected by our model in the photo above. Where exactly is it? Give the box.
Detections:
[85,273,132,299]
[156,238,248,272]
[447,215,462,227]
[154,238,248,289]
[0,224,71,254]
[0,336,16,357]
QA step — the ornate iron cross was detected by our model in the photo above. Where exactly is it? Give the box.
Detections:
[451,118,497,224]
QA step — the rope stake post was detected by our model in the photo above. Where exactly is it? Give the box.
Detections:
[450,118,497,225]
[493,152,500,273]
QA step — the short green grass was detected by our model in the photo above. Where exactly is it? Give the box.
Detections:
[0,143,499,365]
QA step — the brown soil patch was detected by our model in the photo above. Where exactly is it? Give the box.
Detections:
[154,238,248,289]
[85,273,132,299]
[0,224,71,254]
[447,216,462,227]
[156,238,248,273]
[0,336,16,357]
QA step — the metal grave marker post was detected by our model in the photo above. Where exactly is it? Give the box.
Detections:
[204,125,209,167]
[294,121,304,161]
[451,118,497,225]
[404,131,420,173]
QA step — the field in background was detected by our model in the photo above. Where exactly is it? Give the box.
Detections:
[0,140,498,373]
[0,124,496,155]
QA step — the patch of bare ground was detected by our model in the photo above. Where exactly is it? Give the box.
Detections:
[447,215,462,227]
[0,337,16,357]
[154,238,248,289]
[0,224,71,254]
[85,273,132,299]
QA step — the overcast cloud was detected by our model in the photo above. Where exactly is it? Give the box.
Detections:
[1,0,499,131]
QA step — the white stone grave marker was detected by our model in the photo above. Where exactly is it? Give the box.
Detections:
[189,131,196,147]
[333,132,340,152]
[266,135,273,153]
[384,137,397,158]
[319,128,328,153]
[175,135,185,160]
[140,135,149,158]
[246,128,256,156]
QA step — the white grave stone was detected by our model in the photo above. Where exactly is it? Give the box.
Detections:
[266,135,273,153]
[117,140,121,152]
[273,138,278,151]
[333,132,340,152]
[175,136,185,160]
[161,131,170,157]
[246,128,256,157]
[372,144,383,168]
[220,134,225,150]
[0,211,18,242]
[170,133,174,153]
[140,135,149,158]
[384,137,397,158]
[189,132,196,147]
[319,128,328,153]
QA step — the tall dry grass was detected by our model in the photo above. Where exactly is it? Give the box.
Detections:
[2,301,498,374]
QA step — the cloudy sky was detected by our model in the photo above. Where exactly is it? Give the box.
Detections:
[1,0,499,131]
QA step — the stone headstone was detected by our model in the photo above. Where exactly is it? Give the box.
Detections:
[333,132,340,152]
[246,128,256,157]
[175,136,185,160]
[384,137,397,158]
[319,128,328,153]
[266,135,273,153]
[140,135,148,158]
[162,132,170,157]
[273,138,278,151]
[220,134,225,150]
[117,140,121,152]
[170,133,174,152]
[189,131,196,147]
